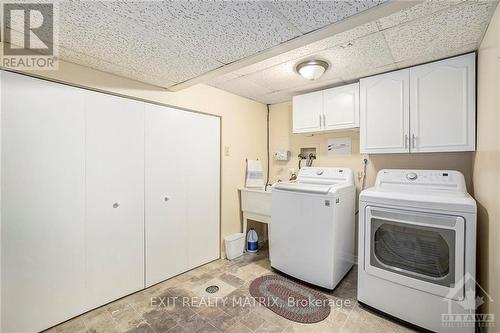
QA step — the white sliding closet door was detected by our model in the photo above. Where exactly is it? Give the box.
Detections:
[145,105,189,287]
[185,113,220,268]
[145,106,220,285]
[1,72,86,333]
[85,91,145,307]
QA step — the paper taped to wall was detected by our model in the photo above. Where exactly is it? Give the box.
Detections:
[246,159,264,188]
[327,138,352,156]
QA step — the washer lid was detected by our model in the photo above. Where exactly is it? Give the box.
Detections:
[273,182,332,195]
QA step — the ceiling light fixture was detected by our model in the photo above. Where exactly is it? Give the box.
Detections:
[296,60,329,80]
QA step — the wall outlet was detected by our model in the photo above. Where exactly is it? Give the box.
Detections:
[224,146,230,156]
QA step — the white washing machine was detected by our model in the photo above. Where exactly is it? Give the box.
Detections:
[271,167,355,290]
[358,169,477,333]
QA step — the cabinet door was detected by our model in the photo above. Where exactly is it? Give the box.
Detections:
[293,91,323,133]
[410,53,475,152]
[145,105,189,287]
[1,72,86,332]
[323,83,359,130]
[360,69,410,154]
[85,92,145,307]
[185,113,220,269]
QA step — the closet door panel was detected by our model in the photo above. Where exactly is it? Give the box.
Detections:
[185,114,220,268]
[85,92,145,307]
[145,105,189,287]
[1,72,86,332]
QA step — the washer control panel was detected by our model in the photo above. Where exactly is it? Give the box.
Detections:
[297,167,354,185]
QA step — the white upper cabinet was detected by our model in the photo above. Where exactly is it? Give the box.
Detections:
[360,69,410,154]
[293,83,360,134]
[85,91,145,308]
[323,83,359,131]
[410,53,476,152]
[360,53,476,154]
[293,91,323,133]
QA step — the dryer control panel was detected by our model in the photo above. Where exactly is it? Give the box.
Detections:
[375,169,466,193]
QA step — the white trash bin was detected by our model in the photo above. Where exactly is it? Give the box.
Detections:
[224,233,245,260]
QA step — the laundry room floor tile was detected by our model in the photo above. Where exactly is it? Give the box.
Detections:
[46,247,418,333]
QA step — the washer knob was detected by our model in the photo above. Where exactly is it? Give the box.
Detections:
[406,172,418,181]
[316,169,324,175]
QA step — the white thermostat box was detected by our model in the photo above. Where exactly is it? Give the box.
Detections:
[274,150,291,161]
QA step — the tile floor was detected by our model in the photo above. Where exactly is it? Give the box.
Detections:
[46,249,417,333]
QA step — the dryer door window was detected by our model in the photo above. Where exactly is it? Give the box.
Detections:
[371,219,455,287]
[364,206,465,300]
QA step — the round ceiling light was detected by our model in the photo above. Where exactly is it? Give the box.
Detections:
[296,60,329,80]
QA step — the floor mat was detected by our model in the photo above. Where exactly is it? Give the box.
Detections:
[249,274,331,323]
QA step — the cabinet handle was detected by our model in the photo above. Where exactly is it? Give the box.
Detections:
[322,114,326,128]
[113,202,120,208]
[319,114,322,128]
[404,134,409,148]
[412,134,417,148]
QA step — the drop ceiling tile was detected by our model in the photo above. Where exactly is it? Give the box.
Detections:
[315,32,394,80]
[59,47,132,80]
[59,1,146,62]
[253,76,344,104]
[212,76,272,99]
[138,55,223,84]
[376,0,459,30]
[383,1,495,62]
[205,72,241,87]
[96,0,217,27]
[394,43,477,69]
[232,22,379,76]
[243,61,310,92]
[341,63,398,81]
[59,47,177,88]
[58,1,224,83]
[271,0,387,33]
[130,1,299,66]
[238,31,392,94]
[294,77,346,93]
[254,90,295,105]
[129,70,177,88]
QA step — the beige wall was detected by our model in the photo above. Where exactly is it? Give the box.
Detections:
[269,102,474,258]
[22,60,268,254]
[474,3,500,331]
[269,102,473,193]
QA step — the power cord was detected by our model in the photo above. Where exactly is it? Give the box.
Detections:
[355,157,369,216]
[361,157,368,191]
[298,153,306,169]
[307,153,316,167]
[264,104,270,191]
